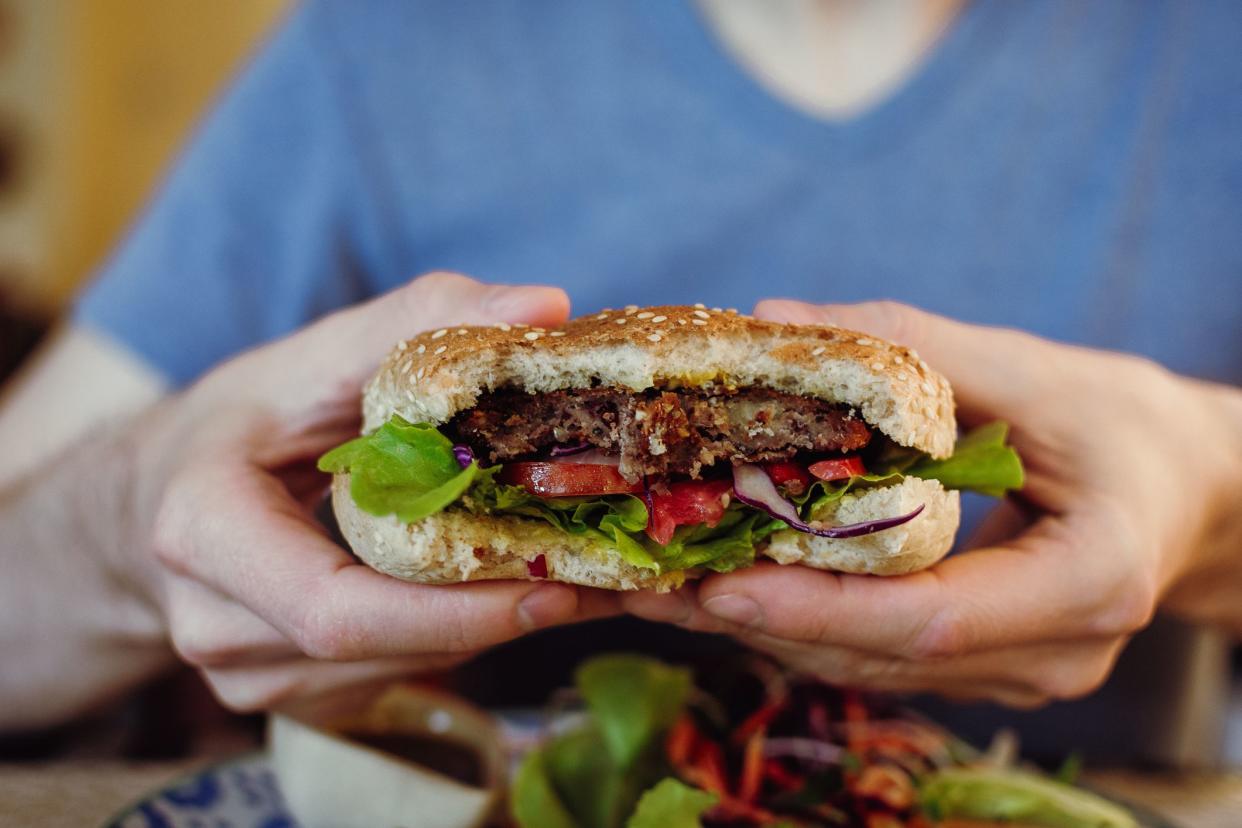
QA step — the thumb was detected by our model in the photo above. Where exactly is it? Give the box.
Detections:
[752,299,1046,424]
[232,272,570,410]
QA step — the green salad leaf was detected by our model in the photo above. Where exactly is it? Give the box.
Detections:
[317,416,480,522]
[576,654,693,769]
[626,779,717,828]
[512,749,579,828]
[907,421,1025,497]
[920,767,1138,828]
[511,655,694,828]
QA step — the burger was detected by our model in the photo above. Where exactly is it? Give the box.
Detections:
[319,305,1022,591]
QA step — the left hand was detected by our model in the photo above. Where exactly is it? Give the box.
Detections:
[624,300,1242,708]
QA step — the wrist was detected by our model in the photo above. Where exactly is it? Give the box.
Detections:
[1162,379,1242,633]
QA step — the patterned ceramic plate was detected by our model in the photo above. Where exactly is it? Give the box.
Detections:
[103,753,293,828]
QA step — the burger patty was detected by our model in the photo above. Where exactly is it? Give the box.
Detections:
[448,387,871,481]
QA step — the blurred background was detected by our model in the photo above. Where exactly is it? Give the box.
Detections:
[0,0,286,378]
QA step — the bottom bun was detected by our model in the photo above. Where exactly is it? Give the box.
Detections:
[331,475,958,592]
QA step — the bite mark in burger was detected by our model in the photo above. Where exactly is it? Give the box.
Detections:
[319,306,1023,591]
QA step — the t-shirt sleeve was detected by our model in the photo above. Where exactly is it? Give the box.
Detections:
[72,1,387,386]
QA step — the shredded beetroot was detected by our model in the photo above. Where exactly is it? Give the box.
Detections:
[527,555,548,578]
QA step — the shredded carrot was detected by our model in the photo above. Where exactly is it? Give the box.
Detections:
[738,729,765,802]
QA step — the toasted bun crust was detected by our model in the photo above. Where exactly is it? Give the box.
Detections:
[363,305,956,458]
[332,475,958,589]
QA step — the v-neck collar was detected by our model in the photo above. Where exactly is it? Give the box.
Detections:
[643,0,1003,159]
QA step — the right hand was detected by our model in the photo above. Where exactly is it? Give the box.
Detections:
[128,273,615,711]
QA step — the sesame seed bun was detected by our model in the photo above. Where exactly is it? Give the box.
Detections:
[333,305,961,589]
[363,304,956,458]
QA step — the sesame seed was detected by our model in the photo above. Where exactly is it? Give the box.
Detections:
[624,304,639,313]
[416,367,426,379]
[922,381,935,394]
[550,331,566,337]
[396,340,407,350]
[514,322,529,328]
[893,355,904,365]
[524,331,541,341]
[456,328,468,335]
[431,329,447,339]
[726,308,738,314]
[811,346,826,356]
[694,302,706,309]
[871,362,884,371]
[693,310,710,319]
[495,322,511,331]
[711,306,723,312]
[434,345,447,355]
[416,343,426,354]
[402,362,412,374]
[636,311,654,319]
[855,337,873,346]
[677,318,687,325]
[647,333,662,342]
[596,313,609,320]
[692,319,708,326]
[533,327,545,332]
[615,318,627,325]
[651,315,667,323]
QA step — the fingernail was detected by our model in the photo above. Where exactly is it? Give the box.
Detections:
[517,584,576,632]
[483,285,565,321]
[702,594,763,629]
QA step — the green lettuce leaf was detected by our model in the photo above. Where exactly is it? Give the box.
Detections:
[920,768,1137,828]
[576,654,693,769]
[626,779,717,828]
[906,421,1025,497]
[512,749,580,828]
[510,655,695,828]
[316,416,479,522]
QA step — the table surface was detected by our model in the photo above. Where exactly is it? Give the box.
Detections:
[1,760,1240,828]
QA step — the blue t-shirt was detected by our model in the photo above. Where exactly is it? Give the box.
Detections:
[73,0,1242,763]
[77,0,1241,389]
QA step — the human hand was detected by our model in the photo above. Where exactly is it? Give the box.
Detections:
[130,274,616,710]
[625,300,1242,707]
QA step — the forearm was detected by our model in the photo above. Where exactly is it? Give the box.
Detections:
[0,413,173,732]
[1163,379,1242,635]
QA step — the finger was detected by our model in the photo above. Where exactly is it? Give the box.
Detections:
[260,273,570,411]
[748,632,1123,703]
[751,299,1052,426]
[155,463,588,660]
[164,574,298,668]
[201,653,465,713]
[664,512,1152,658]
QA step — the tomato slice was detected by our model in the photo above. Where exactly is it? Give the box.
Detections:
[498,462,643,497]
[761,461,812,493]
[807,456,866,482]
[646,478,733,545]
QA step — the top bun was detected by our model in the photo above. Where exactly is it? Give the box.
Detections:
[363,304,956,458]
